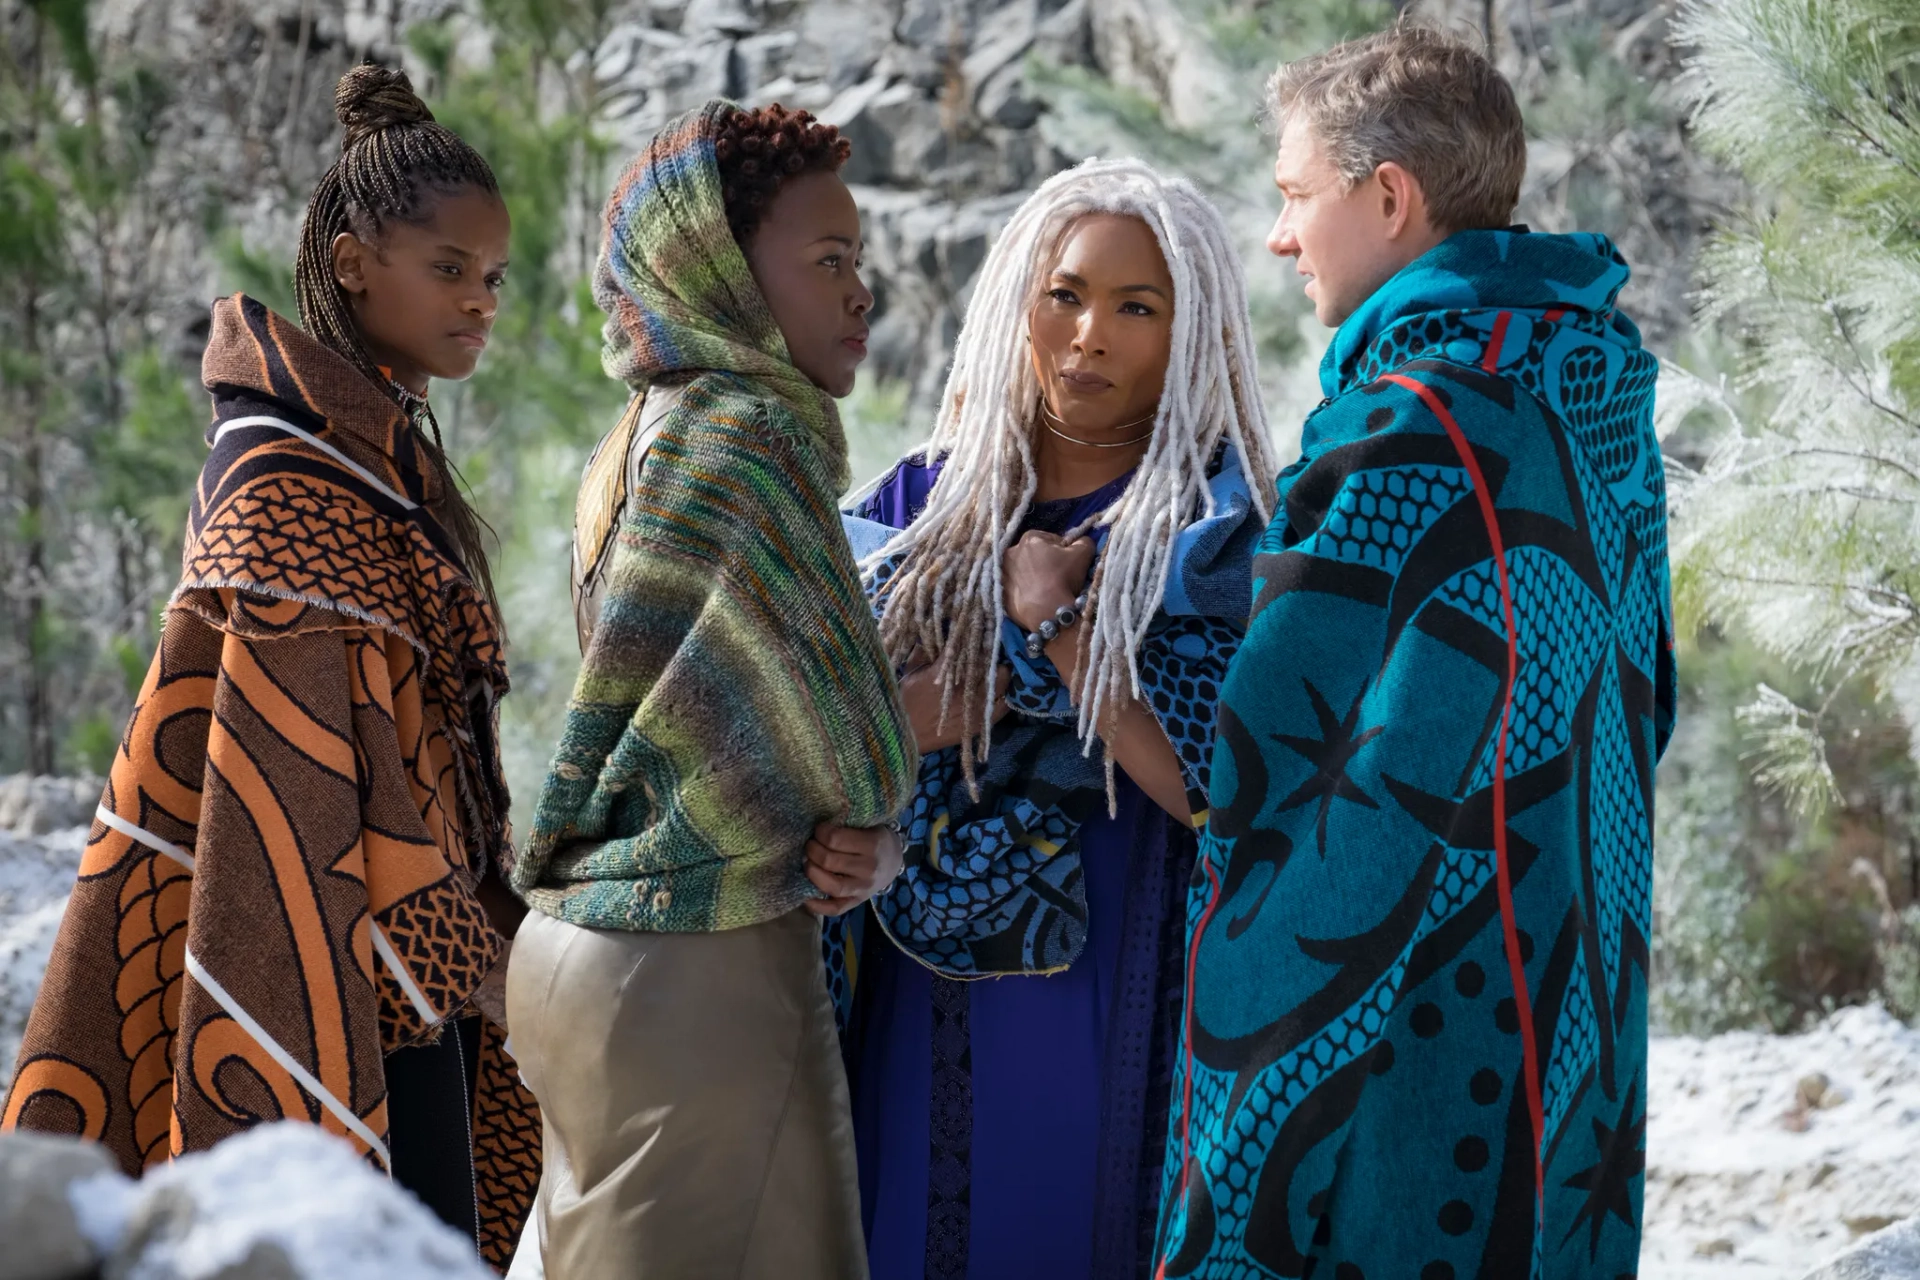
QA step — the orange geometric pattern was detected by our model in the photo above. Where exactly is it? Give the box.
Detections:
[5,296,536,1270]
[473,1018,542,1269]
[375,880,498,1052]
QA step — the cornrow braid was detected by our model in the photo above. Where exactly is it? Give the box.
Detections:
[858,158,1280,789]
[293,62,503,607]
[713,103,850,248]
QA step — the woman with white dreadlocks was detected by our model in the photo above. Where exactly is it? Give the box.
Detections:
[821,158,1278,1278]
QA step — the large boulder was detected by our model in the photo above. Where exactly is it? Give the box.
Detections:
[1805,1217,1920,1279]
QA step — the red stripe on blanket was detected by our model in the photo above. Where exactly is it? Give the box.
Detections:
[1382,370,1546,1206]
[1482,311,1513,373]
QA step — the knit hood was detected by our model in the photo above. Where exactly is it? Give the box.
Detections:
[593,100,850,489]
[1322,228,1646,401]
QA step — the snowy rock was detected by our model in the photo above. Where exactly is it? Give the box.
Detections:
[0,821,87,1098]
[1803,1216,1920,1279]
[85,1124,493,1280]
[0,1129,117,1280]
[1643,1005,1920,1278]
[0,1113,490,1277]
[0,776,101,837]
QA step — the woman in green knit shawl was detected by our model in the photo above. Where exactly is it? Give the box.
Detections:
[505,102,916,1279]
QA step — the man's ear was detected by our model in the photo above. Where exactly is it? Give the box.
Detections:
[1373,161,1432,242]
[331,231,371,297]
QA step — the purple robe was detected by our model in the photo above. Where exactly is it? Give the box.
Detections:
[847,457,1206,1279]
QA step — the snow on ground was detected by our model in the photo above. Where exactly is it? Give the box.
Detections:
[67,1121,495,1279]
[2,776,1918,1276]
[1642,1006,1920,1279]
[0,822,86,1096]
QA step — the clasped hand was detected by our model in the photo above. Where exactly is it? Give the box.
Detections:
[804,821,905,916]
[895,530,1096,755]
[1002,529,1095,634]
[809,532,1102,911]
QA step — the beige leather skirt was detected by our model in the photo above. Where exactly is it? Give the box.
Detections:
[506,907,866,1280]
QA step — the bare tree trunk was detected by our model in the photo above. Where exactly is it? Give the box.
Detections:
[115,521,140,652]
[82,71,124,426]
[20,277,55,776]
[281,0,313,173]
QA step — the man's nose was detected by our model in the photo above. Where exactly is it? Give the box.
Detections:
[1268,214,1299,259]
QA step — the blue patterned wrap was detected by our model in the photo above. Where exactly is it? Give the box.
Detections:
[1154,230,1676,1280]
[822,447,1258,1002]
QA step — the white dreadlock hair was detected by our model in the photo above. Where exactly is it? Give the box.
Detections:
[866,156,1279,781]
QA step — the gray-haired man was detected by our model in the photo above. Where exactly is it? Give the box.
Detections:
[1156,25,1673,1280]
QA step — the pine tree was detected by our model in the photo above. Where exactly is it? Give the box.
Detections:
[0,0,199,775]
[1668,0,1920,1015]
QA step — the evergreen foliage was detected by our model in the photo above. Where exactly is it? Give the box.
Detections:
[0,0,201,775]
[1668,0,1920,1021]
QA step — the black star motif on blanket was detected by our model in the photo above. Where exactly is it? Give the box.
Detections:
[1274,679,1384,855]
[1561,1081,1646,1260]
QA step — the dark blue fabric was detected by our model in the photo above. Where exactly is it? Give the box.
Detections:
[1154,229,1676,1280]
[843,455,1226,1279]
[855,787,1144,1280]
[1163,445,1265,618]
[852,451,1255,981]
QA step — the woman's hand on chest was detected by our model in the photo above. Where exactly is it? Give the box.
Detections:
[1002,530,1095,633]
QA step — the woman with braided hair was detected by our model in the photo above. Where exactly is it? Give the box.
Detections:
[505,102,914,1278]
[5,64,538,1269]
[826,158,1279,1278]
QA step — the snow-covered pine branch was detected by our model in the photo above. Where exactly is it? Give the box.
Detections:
[1672,0,1920,802]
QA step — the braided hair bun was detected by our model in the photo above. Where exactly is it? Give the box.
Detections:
[335,63,435,151]
[293,61,504,604]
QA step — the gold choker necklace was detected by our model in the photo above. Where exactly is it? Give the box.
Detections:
[1039,403,1157,449]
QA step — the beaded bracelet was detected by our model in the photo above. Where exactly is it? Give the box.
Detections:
[1024,593,1089,661]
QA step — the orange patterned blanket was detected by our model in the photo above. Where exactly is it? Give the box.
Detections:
[4,296,539,1269]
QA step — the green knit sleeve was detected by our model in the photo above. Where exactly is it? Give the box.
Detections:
[514,375,915,933]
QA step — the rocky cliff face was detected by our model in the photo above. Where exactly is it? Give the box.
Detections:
[73,0,1720,411]
[479,0,1226,407]
[589,0,1096,405]
[72,0,1210,409]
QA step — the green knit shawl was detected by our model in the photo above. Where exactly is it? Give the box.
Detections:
[513,102,917,932]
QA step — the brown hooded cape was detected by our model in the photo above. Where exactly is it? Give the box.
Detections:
[3,295,539,1269]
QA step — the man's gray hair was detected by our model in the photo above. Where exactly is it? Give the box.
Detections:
[1268,25,1526,233]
